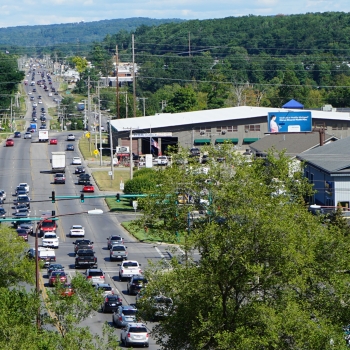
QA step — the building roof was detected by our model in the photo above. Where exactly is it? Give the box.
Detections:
[249,133,337,158]
[297,136,350,174]
[110,106,350,132]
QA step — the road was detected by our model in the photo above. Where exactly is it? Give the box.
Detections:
[2,72,181,348]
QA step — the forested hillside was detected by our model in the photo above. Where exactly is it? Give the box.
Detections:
[80,12,350,115]
[0,17,183,47]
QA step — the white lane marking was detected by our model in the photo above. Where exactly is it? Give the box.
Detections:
[155,246,165,258]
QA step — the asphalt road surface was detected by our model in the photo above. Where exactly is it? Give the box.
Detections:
[1,77,184,348]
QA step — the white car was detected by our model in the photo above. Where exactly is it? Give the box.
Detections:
[69,225,85,237]
[24,132,32,139]
[18,183,30,192]
[38,100,42,104]
[67,134,75,141]
[72,157,82,165]
[41,232,59,248]
[28,91,32,95]
[33,102,37,107]
[119,260,142,281]
[48,92,52,96]
[157,156,168,166]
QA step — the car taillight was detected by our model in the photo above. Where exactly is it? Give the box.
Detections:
[146,333,149,338]
[87,276,92,278]
[121,270,124,274]
[127,333,131,338]
[118,298,122,302]
[105,297,108,302]
[139,270,142,274]
[119,316,122,321]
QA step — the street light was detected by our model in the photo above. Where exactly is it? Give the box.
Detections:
[34,208,103,329]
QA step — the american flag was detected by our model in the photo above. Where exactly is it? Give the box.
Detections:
[151,138,159,149]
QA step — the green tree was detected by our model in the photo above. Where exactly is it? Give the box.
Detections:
[136,146,350,349]
[163,85,198,113]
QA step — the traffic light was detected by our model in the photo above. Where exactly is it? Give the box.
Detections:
[116,193,120,202]
[51,210,56,217]
[80,194,85,203]
[51,191,55,203]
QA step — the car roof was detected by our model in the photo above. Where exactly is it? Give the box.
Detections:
[121,305,137,310]
[127,323,147,327]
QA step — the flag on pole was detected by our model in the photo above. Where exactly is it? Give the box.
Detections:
[151,138,161,155]
[5,50,9,54]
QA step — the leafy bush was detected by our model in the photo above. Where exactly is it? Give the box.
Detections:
[124,169,157,194]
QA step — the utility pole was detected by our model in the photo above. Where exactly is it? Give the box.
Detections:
[109,118,114,180]
[129,127,133,180]
[139,97,148,116]
[132,34,136,118]
[88,75,91,153]
[116,45,120,119]
[125,92,128,118]
[98,82,102,166]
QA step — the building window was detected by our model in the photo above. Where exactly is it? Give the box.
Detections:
[216,127,222,133]
[332,124,342,130]
[310,173,314,184]
[227,125,238,132]
[305,170,309,179]
[245,124,260,132]
[344,124,348,130]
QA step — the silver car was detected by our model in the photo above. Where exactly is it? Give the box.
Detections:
[24,132,32,139]
[112,305,137,328]
[110,244,128,261]
[120,323,149,348]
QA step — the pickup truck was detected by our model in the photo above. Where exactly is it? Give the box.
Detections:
[41,232,59,248]
[110,244,128,261]
[73,239,93,254]
[75,249,97,269]
[28,247,56,267]
[39,220,57,238]
[118,260,142,281]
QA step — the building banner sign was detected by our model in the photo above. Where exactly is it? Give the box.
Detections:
[132,132,172,137]
[267,111,312,133]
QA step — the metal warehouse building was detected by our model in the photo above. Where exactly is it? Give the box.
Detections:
[109,106,350,156]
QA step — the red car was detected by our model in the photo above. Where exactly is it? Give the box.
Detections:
[5,139,14,146]
[60,283,74,297]
[48,271,67,287]
[50,138,58,145]
[83,184,95,192]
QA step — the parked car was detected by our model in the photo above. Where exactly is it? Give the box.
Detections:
[157,155,168,166]
[120,323,149,348]
[112,305,138,328]
[101,294,122,313]
[0,208,6,218]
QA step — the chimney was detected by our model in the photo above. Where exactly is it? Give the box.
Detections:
[319,128,325,146]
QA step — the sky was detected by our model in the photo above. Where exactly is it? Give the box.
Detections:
[0,0,348,28]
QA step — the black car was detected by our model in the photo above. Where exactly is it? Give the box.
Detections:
[14,196,30,208]
[101,294,122,313]
[75,166,85,174]
[127,275,148,295]
[0,208,6,218]
[12,219,33,229]
[78,174,91,185]
[39,125,46,130]
[18,223,33,235]
[66,144,74,151]
[47,263,64,275]
[14,131,21,138]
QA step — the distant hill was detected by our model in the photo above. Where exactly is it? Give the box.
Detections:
[0,18,184,47]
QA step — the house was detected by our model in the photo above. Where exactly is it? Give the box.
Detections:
[297,137,350,208]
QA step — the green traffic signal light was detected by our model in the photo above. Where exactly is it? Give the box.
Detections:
[51,191,55,203]
[116,193,120,202]
[80,194,85,203]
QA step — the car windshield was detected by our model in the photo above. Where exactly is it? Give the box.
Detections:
[122,309,137,315]
[45,234,56,238]
[52,271,65,277]
[99,286,112,291]
[42,221,54,227]
[112,246,125,251]
[129,327,147,333]
[111,236,121,240]
[107,296,119,301]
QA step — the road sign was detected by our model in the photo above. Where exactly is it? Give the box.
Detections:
[108,171,113,176]
[120,181,124,190]
[133,201,138,210]
[93,149,99,155]
[85,132,90,138]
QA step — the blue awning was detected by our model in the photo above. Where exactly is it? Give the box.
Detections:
[282,99,304,109]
